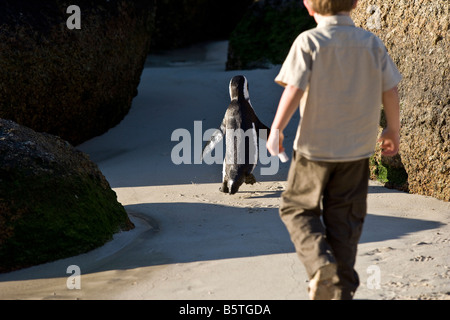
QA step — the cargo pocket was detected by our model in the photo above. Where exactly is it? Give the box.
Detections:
[349,200,367,241]
[285,151,299,192]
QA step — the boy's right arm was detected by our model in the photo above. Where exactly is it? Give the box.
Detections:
[378,86,400,156]
[267,85,304,156]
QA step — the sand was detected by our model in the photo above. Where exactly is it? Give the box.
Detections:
[0,41,449,300]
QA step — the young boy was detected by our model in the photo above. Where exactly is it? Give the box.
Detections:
[266,0,402,300]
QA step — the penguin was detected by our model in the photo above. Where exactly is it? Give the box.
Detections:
[202,75,270,194]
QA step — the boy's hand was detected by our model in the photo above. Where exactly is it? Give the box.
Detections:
[378,128,400,156]
[267,129,284,156]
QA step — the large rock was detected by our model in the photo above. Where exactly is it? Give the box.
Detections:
[352,0,449,201]
[226,0,315,70]
[0,0,156,145]
[0,119,134,273]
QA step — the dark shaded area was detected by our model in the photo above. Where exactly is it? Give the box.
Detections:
[226,0,315,70]
[150,0,254,50]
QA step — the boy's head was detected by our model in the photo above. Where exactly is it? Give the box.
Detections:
[304,0,357,16]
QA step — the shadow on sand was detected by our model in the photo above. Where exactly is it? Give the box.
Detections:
[0,199,443,282]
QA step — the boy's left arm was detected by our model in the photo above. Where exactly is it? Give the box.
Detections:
[378,86,400,156]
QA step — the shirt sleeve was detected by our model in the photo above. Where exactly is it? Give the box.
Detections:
[275,34,312,90]
[381,47,402,91]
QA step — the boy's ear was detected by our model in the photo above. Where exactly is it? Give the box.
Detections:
[303,0,315,16]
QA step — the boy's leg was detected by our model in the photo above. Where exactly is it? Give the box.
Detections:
[279,153,336,278]
[322,158,369,299]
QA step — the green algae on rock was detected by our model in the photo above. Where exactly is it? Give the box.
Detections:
[0,119,134,273]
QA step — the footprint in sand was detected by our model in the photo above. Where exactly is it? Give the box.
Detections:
[410,255,434,262]
[363,247,396,256]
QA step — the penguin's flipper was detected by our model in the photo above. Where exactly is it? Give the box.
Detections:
[201,119,226,159]
[248,104,270,140]
[201,129,223,159]
[255,120,271,140]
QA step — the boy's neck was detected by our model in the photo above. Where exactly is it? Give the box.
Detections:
[313,11,351,24]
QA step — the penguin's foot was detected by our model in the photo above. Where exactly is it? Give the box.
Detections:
[229,185,240,195]
[244,174,256,185]
[219,183,229,193]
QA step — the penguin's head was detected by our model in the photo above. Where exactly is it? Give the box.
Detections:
[229,75,249,101]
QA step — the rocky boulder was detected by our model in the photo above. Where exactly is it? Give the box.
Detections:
[0,0,156,145]
[0,119,134,273]
[352,0,449,201]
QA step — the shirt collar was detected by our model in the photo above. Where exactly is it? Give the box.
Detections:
[315,14,355,28]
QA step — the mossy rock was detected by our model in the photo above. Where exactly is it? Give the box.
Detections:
[0,119,133,273]
[369,154,409,191]
[369,125,409,192]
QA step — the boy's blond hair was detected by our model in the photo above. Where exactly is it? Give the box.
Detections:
[307,0,355,15]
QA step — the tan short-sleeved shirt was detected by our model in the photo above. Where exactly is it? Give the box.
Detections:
[275,15,402,162]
